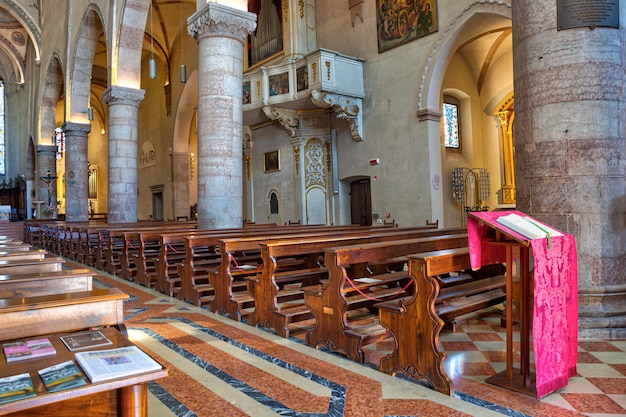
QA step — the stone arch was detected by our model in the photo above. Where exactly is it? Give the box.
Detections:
[418,2,512,112]
[171,69,199,220]
[40,53,64,145]
[114,0,152,88]
[69,5,106,122]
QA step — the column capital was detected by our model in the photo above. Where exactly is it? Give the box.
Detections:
[62,121,91,136]
[188,2,256,43]
[36,144,57,155]
[103,85,145,107]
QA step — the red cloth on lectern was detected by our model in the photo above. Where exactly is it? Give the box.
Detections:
[467,211,578,398]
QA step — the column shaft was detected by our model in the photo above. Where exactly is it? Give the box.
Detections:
[188,3,256,229]
[103,86,145,224]
[512,1,626,336]
[63,122,91,222]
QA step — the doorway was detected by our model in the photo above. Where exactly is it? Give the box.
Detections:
[350,178,371,226]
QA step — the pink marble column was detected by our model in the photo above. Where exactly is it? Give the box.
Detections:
[188,3,256,229]
[103,86,145,224]
[512,1,625,337]
[63,122,91,222]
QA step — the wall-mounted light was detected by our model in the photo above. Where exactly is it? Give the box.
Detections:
[87,107,94,121]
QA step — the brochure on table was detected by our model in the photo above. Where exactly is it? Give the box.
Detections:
[74,346,162,383]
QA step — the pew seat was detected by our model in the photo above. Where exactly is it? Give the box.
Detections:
[0,268,96,298]
[0,288,129,341]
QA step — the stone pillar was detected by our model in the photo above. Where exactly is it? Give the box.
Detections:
[188,3,256,230]
[512,1,626,337]
[63,122,91,222]
[171,151,190,220]
[35,145,57,217]
[103,86,145,224]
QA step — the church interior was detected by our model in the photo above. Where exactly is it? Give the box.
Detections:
[0,0,623,416]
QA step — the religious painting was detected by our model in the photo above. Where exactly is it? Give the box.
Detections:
[376,0,438,52]
[269,72,289,96]
[296,66,309,92]
[264,150,280,173]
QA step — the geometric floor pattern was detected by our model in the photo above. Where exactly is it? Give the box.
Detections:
[87,266,626,417]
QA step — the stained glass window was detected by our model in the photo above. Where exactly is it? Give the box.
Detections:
[0,81,5,175]
[443,98,460,149]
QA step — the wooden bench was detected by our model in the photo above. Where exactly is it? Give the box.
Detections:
[174,225,364,310]
[0,256,65,275]
[376,248,506,395]
[215,225,392,318]
[0,248,47,262]
[303,233,468,363]
[0,268,97,298]
[253,227,463,337]
[0,287,129,340]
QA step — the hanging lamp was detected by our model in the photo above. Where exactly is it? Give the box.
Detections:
[149,1,156,79]
[179,0,187,83]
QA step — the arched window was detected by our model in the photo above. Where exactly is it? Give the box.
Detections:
[443,95,461,150]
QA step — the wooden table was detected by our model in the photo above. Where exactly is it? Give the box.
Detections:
[0,327,167,417]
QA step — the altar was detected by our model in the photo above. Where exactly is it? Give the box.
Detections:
[467,210,578,398]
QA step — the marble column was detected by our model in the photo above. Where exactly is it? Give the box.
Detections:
[35,144,57,217]
[188,3,256,230]
[63,122,91,222]
[512,1,626,337]
[103,86,145,224]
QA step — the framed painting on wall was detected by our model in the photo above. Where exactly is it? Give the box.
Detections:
[264,150,280,173]
[376,0,438,52]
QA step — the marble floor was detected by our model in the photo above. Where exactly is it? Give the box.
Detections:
[89,268,626,417]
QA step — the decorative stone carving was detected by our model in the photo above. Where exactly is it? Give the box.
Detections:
[262,106,300,137]
[311,89,363,141]
[103,86,145,107]
[305,138,325,188]
[187,2,257,43]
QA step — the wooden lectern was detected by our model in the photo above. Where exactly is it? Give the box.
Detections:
[467,211,578,398]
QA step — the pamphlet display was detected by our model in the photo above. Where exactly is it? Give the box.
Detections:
[3,338,56,362]
[0,373,35,404]
[60,330,113,351]
[74,346,162,383]
[38,360,87,392]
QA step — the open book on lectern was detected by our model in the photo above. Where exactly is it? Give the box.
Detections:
[495,213,563,242]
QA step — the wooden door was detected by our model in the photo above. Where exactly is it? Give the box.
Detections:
[350,179,371,226]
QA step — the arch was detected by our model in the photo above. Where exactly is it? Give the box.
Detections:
[266,188,282,225]
[419,2,512,112]
[0,0,41,65]
[69,5,106,123]
[113,0,152,88]
[39,54,64,145]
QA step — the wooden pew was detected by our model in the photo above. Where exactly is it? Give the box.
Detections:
[303,233,468,363]
[0,268,97,298]
[220,225,442,321]
[168,224,362,305]
[0,249,47,262]
[255,227,464,337]
[376,248,506,395]
[0,256,65,275]
[0,288,129,340]
[96,222,197,274]
[213,225,382,317]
